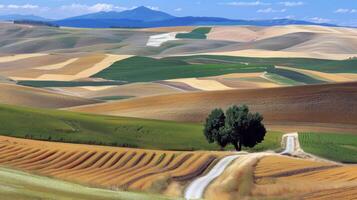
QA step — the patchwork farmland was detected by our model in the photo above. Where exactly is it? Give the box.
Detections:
[0,9,356,200]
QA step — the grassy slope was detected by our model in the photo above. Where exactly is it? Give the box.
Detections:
[183,55,357,73]
[176,27,212,39]
[0,103,281,151]
[299,132,357,163]
[92,55,351,83]
[93,56,271,82]
[0,167,173,200]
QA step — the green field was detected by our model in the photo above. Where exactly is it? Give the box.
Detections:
[0,167,173,200]
[93,55,352,83]
[181,55,357,73]
[176,27,212,39]
[299,132,357,163]
[17,81,125,88]
[93,56,272,82]
[0,103,281,151]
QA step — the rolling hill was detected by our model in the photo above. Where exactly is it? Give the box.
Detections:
[69,82,357,133]
[0,83,98,108]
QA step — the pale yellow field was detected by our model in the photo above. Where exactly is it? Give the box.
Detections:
[166,78,233,91]
[52,82,183,99]
[10,54,132,81]
[35,58,79,70]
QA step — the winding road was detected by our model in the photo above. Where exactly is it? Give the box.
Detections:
[184,133,301,199]
[184,155,240,200]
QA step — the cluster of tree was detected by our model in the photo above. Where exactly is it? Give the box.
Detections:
[204,105,266,151]
[14,20,59,28]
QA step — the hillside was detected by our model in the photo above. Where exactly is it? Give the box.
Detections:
[69,82,357,133]
[0,83,97,108]
[0,103,281,151]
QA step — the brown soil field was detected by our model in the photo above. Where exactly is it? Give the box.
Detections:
[252,156,357,199]
[0,136,228,195]
[69,82,357,133]
[0,83,98,108]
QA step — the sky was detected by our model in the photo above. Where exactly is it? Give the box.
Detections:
[0,0,356,26]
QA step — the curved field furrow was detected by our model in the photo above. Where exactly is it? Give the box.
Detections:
[5,149,50,165]
[0,136,224,194]
[103,153,157,186]
[54,151,112,178]
[48,151,97,175]
[21,151,66,170]
[30,151,77,171]
[53,151,106,177]
[70,152,125,180]
[40,151,87,173]
[83,152,137,183]
[92,152,147,185]
[0,147,35,162]
[14,150,59,167]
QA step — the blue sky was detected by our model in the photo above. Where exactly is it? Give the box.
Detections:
[0,0,356,26]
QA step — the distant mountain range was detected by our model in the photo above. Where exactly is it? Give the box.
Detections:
[0,14,51,21]
[0,6,338,28]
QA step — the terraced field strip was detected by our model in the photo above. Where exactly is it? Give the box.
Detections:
[252,155,357,198]
[0,136,229,193]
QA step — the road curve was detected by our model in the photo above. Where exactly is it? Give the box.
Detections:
[184,155,240,200]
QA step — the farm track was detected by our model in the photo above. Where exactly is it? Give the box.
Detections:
[0,136,227,192]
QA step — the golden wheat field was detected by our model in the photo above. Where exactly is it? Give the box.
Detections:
[0,136,228,195]
[252,156,357,199]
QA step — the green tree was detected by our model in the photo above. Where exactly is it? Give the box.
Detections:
[203,108,229,149]
[203,105,266,151]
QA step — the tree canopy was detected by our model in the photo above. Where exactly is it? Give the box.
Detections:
[203,105,266,151]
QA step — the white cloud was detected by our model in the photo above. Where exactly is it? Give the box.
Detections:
[223,1,271,6]
[335,8,357,14]
[88,3,114,12]
[60,3,129,13]
[6,4,39,9]
[279,1,304,7]
[309,17,331,23]
[257,8,287,13]
[146,6,160,11]
[174,8,182,12]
